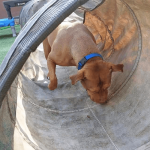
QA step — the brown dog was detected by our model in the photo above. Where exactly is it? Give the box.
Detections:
[43,22,123,104]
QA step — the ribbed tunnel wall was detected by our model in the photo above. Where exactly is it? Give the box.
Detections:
[83,0,141,100]
[1,0,150,150]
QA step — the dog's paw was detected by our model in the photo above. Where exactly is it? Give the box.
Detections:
[48,82,57,90]
[48,84,57,90]
[48,79,57,90]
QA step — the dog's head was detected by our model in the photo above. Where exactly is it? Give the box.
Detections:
[70,59,123,104]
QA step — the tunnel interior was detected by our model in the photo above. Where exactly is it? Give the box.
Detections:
[1,0,150,150]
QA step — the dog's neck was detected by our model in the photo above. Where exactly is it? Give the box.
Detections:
[77,53,103,70]
[85,56,103,63]
[71,42,101,66]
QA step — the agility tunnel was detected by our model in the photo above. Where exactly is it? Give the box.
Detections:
[0,0,150,149]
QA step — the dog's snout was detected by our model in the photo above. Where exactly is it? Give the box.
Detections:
[87,90,108,104]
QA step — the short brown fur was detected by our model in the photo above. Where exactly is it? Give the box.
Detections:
[43,22,123,104]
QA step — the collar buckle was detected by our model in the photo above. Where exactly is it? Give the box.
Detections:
[78,57,87,70]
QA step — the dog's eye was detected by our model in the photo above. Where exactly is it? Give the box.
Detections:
[81,78,86,82]
[99,81,102,86]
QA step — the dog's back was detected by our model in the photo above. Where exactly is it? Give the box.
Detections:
[45,22,97,66]
[48,22,95,47]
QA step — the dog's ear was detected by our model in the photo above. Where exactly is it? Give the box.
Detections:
[70,70,84,85]
[111,64,124,72]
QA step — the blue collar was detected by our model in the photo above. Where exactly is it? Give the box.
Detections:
[78,53,103,70]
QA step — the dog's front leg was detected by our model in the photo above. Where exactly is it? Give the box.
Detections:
[47,58,57,90]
